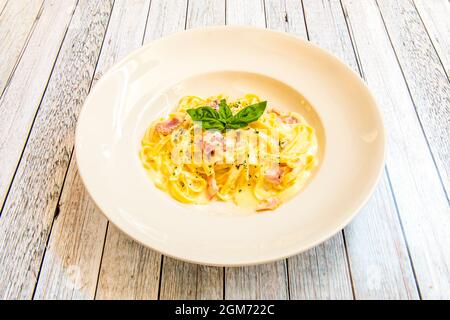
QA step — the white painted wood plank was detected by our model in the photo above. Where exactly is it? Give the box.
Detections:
[264,0,288,32]
[302,0,419,300]
[196,263,224,300]
[96,224,161,300]
[34,162,107,299]
[264,0,307,37]
[413,0,450,77]
[0,0,44,96]
[0,0,114,300]
[263,0,353,300]
[302,0,359,71]
[288,234,352,299]
[377,0,450,198]
[225,263,289,299]
[143,0,188,43]
[226,0,265,26]
[34,0,152,300]
[160,257,198,299]
[158,0,225,300]
[186,0,225,28]
[0,0,8,15]
[160,257,224,300]
[0,0,77,217]
[345,173,419,299]
[187,0,225,28]
[342,0,450,299]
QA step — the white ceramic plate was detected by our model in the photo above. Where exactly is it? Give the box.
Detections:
[76,26,385,266]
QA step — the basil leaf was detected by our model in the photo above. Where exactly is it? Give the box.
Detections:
[202,119,225,131]
[186,106,220,121]
[186,100,267,131]
[218,99,233,120]
[187,106,225,130]
[225,121,247,129]
[231,101,267,124]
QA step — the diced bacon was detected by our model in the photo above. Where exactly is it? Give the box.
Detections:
[281,116,299,124]
[271,108,283,116]
[256,198,280,211]
[155,117,181,135]
[209,99,220,111]
[202,130,224,156]
[206,175,218,199]
[270,108,299,124]
[264,166,284,185]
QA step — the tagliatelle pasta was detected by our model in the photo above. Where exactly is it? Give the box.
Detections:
[139,94,318,211]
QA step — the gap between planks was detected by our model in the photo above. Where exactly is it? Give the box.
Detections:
[0,0,45,101]
[412,0,450,79]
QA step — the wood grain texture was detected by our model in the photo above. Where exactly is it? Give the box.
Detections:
[0,0,44,96]
[0,0,9,16]
[377,0,450,198]
[344,173,419,299]
[160,257,224,300]
[302,0,419,300]
[96,224,161,300]
[0,0,77,216]
[342,0,450,299]
[143,0,188,43]
[225,262,289,299]
[187,0,225,27]
[0,0,113,300]
[34,0,154,300]
[264,0,307,37]
[226,0,266,26]
[158,0,225,300]
[264,0,353,300]
[288,234,352,299]
[302,0,358,71]
[413,0,450,77]
[34,162,107,299]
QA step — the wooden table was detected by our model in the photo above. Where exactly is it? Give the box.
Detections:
[0,0,448,300]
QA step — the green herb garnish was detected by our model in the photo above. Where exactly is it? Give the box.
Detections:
[218,99,233,120]
[186,99,267,131]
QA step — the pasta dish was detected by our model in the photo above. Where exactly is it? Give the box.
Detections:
[139,94,318,211]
